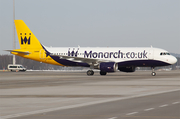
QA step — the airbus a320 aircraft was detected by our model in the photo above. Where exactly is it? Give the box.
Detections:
[7,20,177,76]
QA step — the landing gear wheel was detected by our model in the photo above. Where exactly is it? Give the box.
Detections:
[151,72,156,76]
[151,67,156,76]
[87,70,94,76]
[100,71,107,75]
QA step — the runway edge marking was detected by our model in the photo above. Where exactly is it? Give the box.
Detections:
[1,88,180,119]
[126,112,138,115]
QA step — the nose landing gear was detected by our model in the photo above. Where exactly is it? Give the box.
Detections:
[151,72,156,76]
[151,67,156,76]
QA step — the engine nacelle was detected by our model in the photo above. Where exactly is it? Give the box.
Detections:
[99,62,118,72]
[118,66,135,72]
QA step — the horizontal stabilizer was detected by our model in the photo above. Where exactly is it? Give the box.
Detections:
[5,50,30,55]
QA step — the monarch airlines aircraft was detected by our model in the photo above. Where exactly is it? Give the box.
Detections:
[7,20,177,76]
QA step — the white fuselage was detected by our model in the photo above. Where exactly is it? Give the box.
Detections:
[44,46,177,66]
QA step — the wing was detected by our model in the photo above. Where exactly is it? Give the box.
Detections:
[51,54,113,65]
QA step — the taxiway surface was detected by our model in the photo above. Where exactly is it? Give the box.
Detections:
[0,70,180,119]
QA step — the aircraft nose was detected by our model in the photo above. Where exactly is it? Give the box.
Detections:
[170,56,177,64]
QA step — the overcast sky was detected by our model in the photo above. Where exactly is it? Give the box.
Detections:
[0,0,179,54]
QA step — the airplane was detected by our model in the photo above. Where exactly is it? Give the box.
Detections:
[7,20,177,76]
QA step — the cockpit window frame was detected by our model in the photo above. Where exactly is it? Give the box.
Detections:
[160,52,170,56]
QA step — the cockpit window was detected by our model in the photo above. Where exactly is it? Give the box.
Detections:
[160,52,170,55]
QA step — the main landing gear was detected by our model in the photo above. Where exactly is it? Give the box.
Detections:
[100,71,107,75]
[87,70,107,76]
[151,67,156,76]
[87,70,94,76]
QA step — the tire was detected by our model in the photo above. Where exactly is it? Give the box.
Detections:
[100,71,107,75]
[87,70,94,76]
[151,72,156,76]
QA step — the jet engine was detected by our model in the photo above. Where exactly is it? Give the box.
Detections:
[99,62,118,72]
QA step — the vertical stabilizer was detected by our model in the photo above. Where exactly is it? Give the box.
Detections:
[14,20,42,50]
